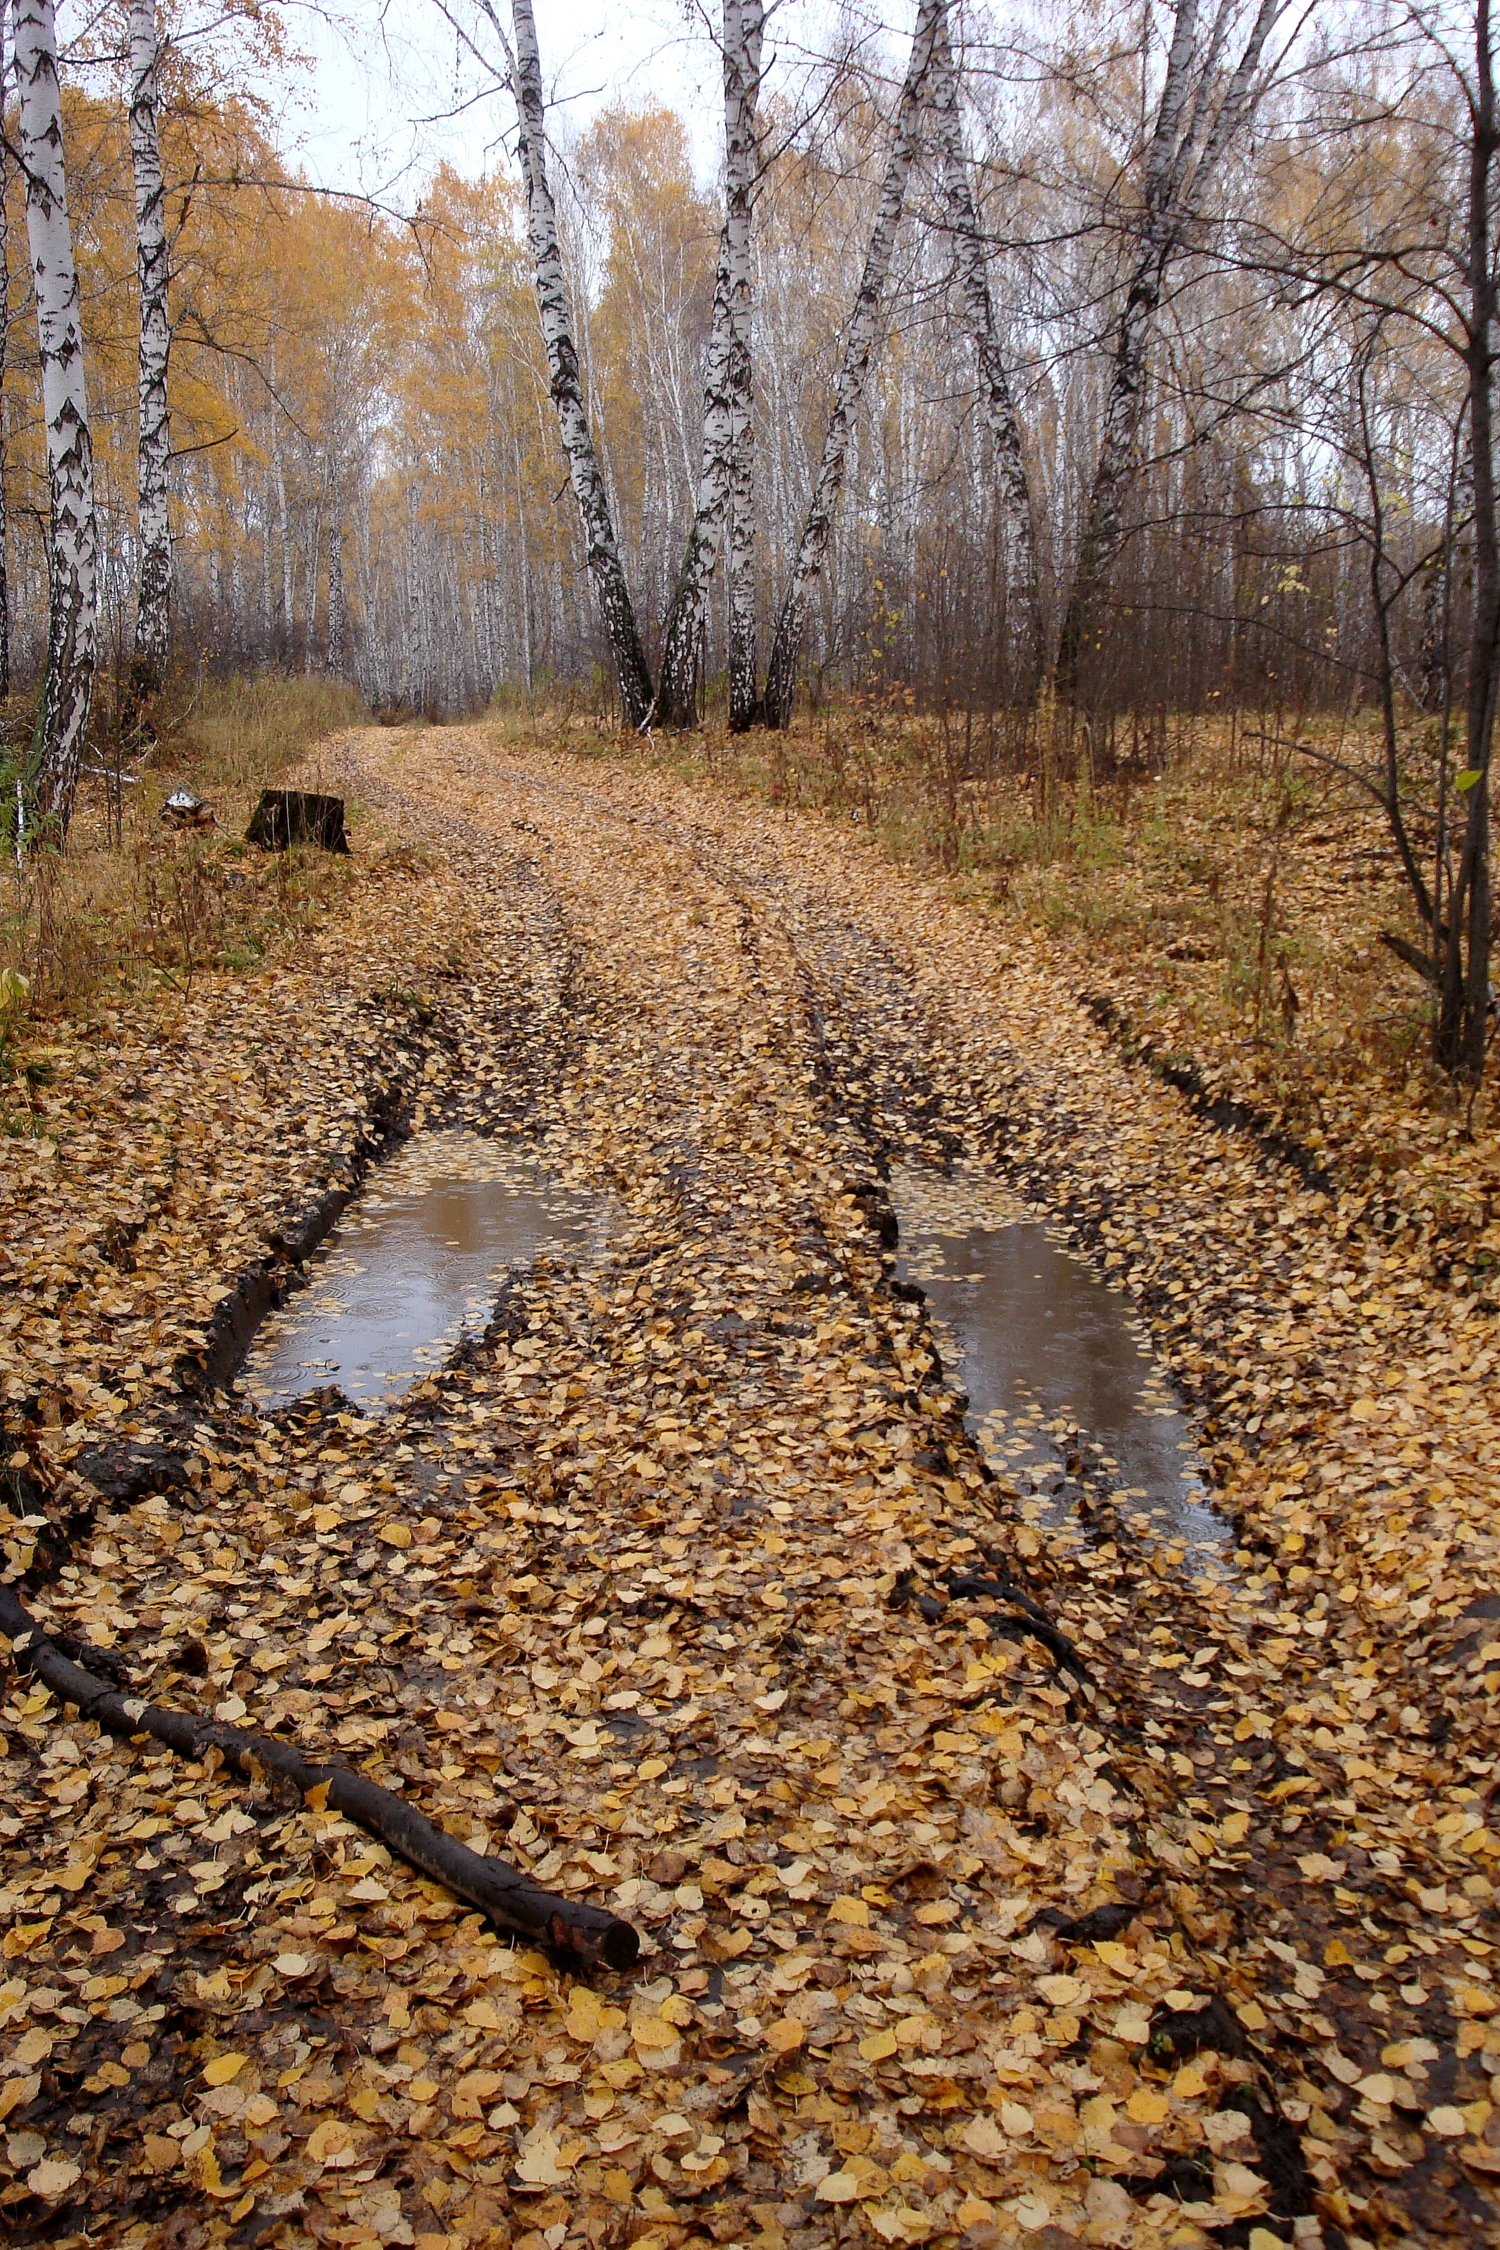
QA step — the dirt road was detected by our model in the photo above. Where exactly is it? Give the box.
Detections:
[2,728,1497,2250]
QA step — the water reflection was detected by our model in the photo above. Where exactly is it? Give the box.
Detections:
[242,1132,601,1411]
[891,1166,1227,1554]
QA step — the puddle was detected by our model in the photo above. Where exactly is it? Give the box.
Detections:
[891,1166,1228,1556]
[242,1132,603,1411]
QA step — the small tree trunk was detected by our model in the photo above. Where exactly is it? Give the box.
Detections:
[126,0,171,717]
[762,0,942,730]
[929,5,1043,701]
[1438,0,1499,1079]
[509,0,654,727]
[1053,250,1166,700]
[14,0,97,844]
[1054,0,1287,702]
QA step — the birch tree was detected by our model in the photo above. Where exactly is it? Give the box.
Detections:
[1054,0,1288,699]
[655,0,763,729]
[762,0,942,730]
[506,0,654,726]
[14,0,97,841]
[0,7,11,703]
[929,4,1043,701]
[724,0,763,730]
[127,0,171,714]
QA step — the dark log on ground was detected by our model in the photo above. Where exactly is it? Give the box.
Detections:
[0,1583,638,1968]
[246,790,350,853]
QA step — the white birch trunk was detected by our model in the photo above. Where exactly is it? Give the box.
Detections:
[14,0,96,840]
[128,0,171,704]
[326,519,345,674]
[654,0,764,727]
[725,0,763,730]
[0,7,11,701]
[507,0,654,726]
[763,0,942,729]
[929,6,1043,699]
[654,239,734,725]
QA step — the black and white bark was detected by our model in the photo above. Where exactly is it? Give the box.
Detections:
[127,0,171,711]
[655,0,763,729]
[0,6,11,703]
[327,518,346,674]
[724,0,763,730]
[14,0,96,842]
[1055,0,1287,699]
[929,5,1043,701]
[507,0,654,727]
[762,0,942,730]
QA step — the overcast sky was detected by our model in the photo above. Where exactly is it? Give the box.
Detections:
[280,0,742,198]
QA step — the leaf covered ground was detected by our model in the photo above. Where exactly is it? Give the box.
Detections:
[1,726,1497,2250]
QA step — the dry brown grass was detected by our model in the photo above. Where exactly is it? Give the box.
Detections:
[0,675,366,1126]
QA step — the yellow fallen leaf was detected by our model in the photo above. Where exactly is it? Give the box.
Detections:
[632,2015,679,2051]
[764,2016,804,2053]
[515,2127,571,2186]
[828,1895,870,1926]
[1220,1811,1251,1844]
[27,2158,81,2198]
[379,1522,412,1547]
[1127,2087,1169,2124]
[202,2053,249,2087]
[306,2119,355,2166]
[816,2170,862,2203]
[960,2113,1010,2160]
[1325,1938,1353,1967]
[638,1758,668,1780]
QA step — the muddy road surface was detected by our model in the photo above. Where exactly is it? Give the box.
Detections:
[2,727,1497,2250]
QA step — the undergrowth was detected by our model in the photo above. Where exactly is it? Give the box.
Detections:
[0,674,367,1120]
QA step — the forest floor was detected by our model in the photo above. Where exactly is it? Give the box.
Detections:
[1,722,1499,2250]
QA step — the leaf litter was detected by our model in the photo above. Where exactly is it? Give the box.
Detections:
[0,724,1496,2250]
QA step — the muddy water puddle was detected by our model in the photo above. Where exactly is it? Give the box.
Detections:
[242,1133,604,1411]
[892,1166,1228,1556]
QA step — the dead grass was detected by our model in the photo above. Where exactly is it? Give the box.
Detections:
[0,674,367,1120]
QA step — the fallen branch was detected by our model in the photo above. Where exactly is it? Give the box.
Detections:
[0,1584,639,1970]
[1379,929,1441,987]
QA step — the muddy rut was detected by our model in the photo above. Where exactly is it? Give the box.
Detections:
[2,725,1497,2250]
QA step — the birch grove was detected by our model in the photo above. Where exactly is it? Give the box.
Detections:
[0,0,1489,913]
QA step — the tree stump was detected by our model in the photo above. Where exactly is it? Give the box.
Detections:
[246,790,350,853]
